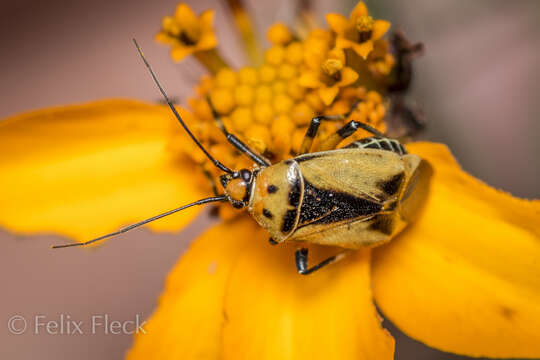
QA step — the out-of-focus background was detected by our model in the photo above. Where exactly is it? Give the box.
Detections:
[1,0,538,359]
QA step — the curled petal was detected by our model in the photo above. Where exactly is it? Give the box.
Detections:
[222,225,395,360]
[335,36,356,50]
[0,100,207,242]
[174,3,198,29]
[372,142,540,358]
[196,33,218,51]
[198,9,215,31]
[171,45,197,62]
[350,1,369,20]
[372,20,391,40]
[128,219,252,360]
[326,13,349,35]
[352,41,374,59]
[318,86,340,106]
[337,67,359,87]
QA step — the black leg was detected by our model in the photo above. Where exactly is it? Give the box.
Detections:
[207,97,271,167]
[295,248,349,275]
[319,119,386,151]
[297,101,361,155]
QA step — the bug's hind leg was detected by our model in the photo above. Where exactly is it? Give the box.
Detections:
[207,97,271,167]
[297,101,361,155]
[318,120,386,151]
[295,248,350,275]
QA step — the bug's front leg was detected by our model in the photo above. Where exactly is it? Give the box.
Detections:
[295,248,350,275]
[207,97,271,167]
[297,101,361,155]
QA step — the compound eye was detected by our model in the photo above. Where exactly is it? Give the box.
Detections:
[239,169,252,182]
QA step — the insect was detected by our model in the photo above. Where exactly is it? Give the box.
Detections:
[53,40,424,275]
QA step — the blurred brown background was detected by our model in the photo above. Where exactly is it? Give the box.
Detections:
[1,0,538,359]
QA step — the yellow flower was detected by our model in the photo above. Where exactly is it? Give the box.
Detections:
[156,4,217,61]
[1,102,539,359]
[327,1,391,59]
[299,49,359,105]
[1,2,540,360]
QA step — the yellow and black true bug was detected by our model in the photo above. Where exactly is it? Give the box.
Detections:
[54,40,423,275]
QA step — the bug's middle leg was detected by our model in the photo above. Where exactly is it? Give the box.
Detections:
[318,120,386,151]
[297,101,361,155]
[295,248,350,275]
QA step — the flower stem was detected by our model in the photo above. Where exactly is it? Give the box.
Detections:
[194,49,229,75]
[225,0,263,66]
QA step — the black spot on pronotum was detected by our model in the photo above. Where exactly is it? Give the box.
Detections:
[281,209,297,233]
[262,208,273,219]
[379,173,404,196]
[267,185,278,194]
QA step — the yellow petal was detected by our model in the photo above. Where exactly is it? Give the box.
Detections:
[350,1,368,20]
[318,86,340,106]
[298,72,322,88]
[174,3,198,29]
[372,142,540,358]
[352,40,374,59]
[196,32,218,51]
[198,9,215,31]
[222,223,395,360]
[128,218,251,360]
[0,100,207,242]
[335,36,355,50]
[372,20,391,40]
[326,13,349,35]
[171,45,196,62]
[337,66,359,87]
[154,31,175,45]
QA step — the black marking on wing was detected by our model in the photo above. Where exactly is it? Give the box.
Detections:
[368,214,394,235]
[295,153,324,163]
[267,184,278,194]
[379,173,404,196]
[298,181,382,226]
[288,177,302,207]
[281,209,297,233]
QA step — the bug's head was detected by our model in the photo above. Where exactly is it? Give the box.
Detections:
[220,169,254,209]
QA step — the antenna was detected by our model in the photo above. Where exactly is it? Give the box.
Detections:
[52,195,227,249]
[133,39,233,174]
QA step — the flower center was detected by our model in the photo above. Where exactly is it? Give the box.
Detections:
[178,30,198,46]
[320,59,343,85]
[356,15,374,42]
